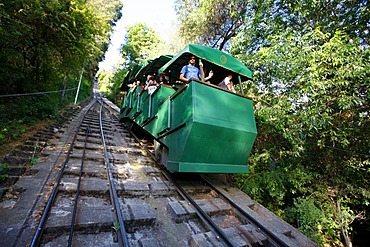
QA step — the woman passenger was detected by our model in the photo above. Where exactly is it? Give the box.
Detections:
[218,72,236,93]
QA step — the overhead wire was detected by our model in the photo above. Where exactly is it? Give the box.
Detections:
[0,88,77,98]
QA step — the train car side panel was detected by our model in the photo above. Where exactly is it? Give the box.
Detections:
[143,86,176,136]
[161,81,256,173]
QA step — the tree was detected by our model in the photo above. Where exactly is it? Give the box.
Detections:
[175,0,250,50]
[0,0,122,94]
[233,15,369,247]
[87,0,123,75]
[121,23,164,66]
[0,0,122,144]
[231,0,370,55]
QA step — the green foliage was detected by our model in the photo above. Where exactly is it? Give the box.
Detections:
[0,118,27,141]
[74,78,93,104]
[235,29,370,245]
[30,156,39,166]
[226,1,370,245]
[0,115,28,146]
[121,23,165,65]
[99,69,127,105]
[98,70,115,95]
[112,222,120,231]
[89,0,122,27]
[230,0,369,56]
[29,138,39,167]
[101,23,168,100]
[0,163,9,181]
[175,0,250,50]
[235,163,317,214]
[97,67,128,105]
[284,197,340,246]
[0,0,121,94]
[107,68,128,103]
[0,0,120,145]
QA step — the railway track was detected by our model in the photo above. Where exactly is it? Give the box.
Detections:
[28,98,130,246]
[0,94,317,247]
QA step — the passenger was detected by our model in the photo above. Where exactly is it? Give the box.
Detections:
[128,78,138,88]
[135,79,141,87]
[179,55,213,83]
[145,74,153,86]
[218,72,236,93]
[144,76,158,94]
[159,74,168,85]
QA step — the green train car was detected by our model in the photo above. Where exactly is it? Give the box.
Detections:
[120,44,257,173]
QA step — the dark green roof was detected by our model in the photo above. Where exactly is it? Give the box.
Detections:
[135,55,173,81]
[120,64,142,91]
[158,44,253,83]
[120,55,173,90]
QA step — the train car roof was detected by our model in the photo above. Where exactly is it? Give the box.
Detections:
[135,55,173,80]
[120,64,142,91]
[120,55,172,91]
[158,44,253,82]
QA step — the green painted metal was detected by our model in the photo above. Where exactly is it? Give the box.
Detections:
[135,55,173,80]
[127,92,141,120]
[134,59,153,82]
[120,86,142,119]
[120,64,143,91]
[133,90,149,126]
[158,44,253,84]
[120,88,133,118]
[119,45,257,174]
[158,81,256,173]
[120,81,257,173]
[141,85,175,135]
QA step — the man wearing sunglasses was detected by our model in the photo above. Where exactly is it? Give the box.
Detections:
[180,55,213,83]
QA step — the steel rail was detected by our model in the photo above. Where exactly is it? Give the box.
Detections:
[162,171,235,247]
[102,97,310,247]
[123,123,234,247]
[99,102,130,247]
[68,108,95,247]
[200,175,290,247]
[29,99,98,247]
[13,102,94,247]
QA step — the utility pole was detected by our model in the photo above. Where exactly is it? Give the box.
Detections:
[74,68,84,104]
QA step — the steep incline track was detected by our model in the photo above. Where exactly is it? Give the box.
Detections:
[0,95,317,247]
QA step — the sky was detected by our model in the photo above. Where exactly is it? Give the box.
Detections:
[98,0,177,72]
